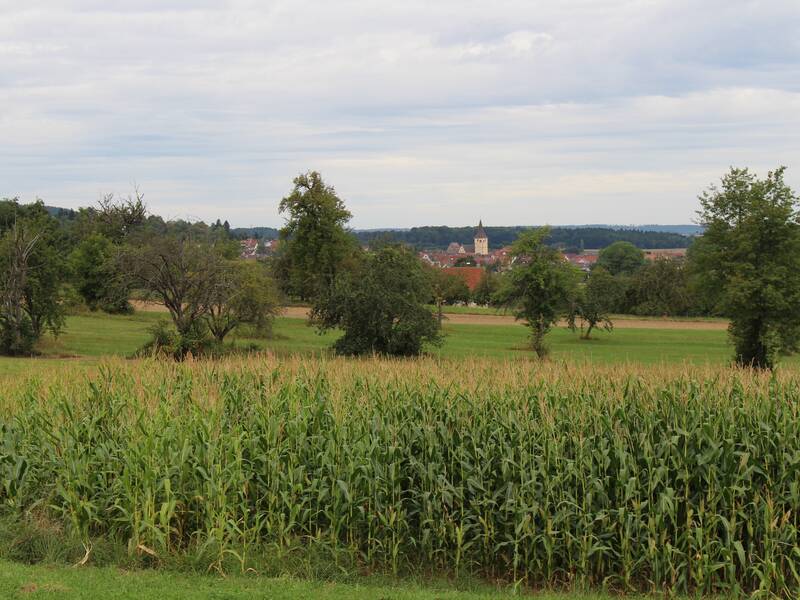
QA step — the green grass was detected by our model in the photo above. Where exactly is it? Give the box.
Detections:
[0,559,619,600]
[436,323,738,365]
[1,309,794,377]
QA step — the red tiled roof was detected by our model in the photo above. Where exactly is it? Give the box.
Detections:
[447,267,485,291]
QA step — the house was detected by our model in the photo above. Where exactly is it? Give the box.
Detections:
[240,238,259,259]
[563,253,598,271]
[258,239,279,256]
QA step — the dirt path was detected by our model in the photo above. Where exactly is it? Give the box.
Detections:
[281,306,728,330]
[133,302,726,331]
[131,300,169,313]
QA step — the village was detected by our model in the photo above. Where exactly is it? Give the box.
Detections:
[239,220,688,294]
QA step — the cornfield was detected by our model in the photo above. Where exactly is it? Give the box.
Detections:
[1,356,799,597]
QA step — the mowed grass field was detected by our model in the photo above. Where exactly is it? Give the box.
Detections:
[0,307,778,377]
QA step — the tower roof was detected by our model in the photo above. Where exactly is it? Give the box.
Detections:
[474,220,487,239]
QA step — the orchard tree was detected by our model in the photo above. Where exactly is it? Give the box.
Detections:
[689,167,800,369]
[276,171,357,300]
[120,236,224,343]
[596,241,645,276]
[204,261,281,343]
[313,245,442,356]
[494,228,579,358]
[571,266,622,339]
[473,270,500,306]
[427,267,470,325]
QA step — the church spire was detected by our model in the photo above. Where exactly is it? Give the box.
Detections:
[474,220,488,255]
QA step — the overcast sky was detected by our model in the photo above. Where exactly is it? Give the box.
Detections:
[2,1,799,228]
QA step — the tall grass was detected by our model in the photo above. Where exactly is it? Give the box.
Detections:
[1,356,799,596]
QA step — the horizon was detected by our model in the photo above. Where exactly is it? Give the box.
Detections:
[42,202,702,233]
[3,2,799,228]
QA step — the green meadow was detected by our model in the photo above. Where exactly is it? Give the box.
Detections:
[0,308,758,377]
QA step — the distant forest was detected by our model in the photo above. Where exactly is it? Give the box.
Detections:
[353,226,692,251]
[232,225,692,250]
[47,207,692,251]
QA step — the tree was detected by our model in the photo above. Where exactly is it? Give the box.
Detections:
[473,270,500,306]
[22,237,66,337]
[94,190,148,242]
[494,228,579,358]
[0,223,40,355]
[571,267,622,339]
[69,234,132,313]
[626,258,692,317]
[276,172,357,300]
[427,267,470,325]
[204,261,281,343]
[596,241,646,276]
[689,167,800,369]
[0,201,66,346]
[119,236,225,355]
[313,245,442,356]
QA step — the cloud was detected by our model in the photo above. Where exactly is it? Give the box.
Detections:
[1,0,799,226]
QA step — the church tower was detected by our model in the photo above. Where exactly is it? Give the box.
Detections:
[474,220,489,255]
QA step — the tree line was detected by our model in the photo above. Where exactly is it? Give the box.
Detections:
[355,225,693,251]
[0,192,279,358]
[227,224,693,251]
[2,166,799,368]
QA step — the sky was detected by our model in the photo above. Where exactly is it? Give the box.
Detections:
[2,1,799,229]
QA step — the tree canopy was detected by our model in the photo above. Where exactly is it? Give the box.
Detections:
[596,241,646,276]
[313,245,442,356]
[689,167,800,368]
[276,171,357,300]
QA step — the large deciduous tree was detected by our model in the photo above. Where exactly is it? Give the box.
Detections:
[689,167,800,369]
[494,228,579,358]
[313,245,442,356]
[276,172,357,301]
